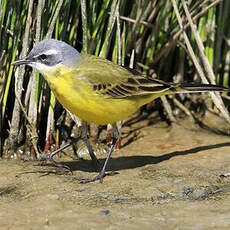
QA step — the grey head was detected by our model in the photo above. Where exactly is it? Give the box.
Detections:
[12,39,82,74]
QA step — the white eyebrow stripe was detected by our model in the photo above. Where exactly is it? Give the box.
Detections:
[42,49,59,55]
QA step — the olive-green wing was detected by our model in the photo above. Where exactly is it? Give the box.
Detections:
[74,54,172,99]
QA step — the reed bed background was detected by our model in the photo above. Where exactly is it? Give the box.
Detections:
[0,0,230,158]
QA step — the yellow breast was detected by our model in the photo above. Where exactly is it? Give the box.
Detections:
[43,67,147,125]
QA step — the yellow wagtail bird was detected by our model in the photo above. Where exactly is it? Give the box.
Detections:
[12,39,229,183]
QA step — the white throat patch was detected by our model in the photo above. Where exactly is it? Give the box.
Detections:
[29,62,62,76]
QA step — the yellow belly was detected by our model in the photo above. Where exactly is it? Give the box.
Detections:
[44,69,160,125]
[46,75,140,125]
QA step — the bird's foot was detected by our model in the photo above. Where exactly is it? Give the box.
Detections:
[79,171,119,184]
[21,153,71,172]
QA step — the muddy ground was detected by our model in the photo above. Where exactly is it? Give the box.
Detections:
[1,112,230,229]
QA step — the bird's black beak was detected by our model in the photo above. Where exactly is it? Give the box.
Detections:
[12,57,30,66]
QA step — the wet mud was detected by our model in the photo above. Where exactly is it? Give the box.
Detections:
[1,113,230,229]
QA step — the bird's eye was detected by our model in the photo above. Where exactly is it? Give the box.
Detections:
[39,54,47,61]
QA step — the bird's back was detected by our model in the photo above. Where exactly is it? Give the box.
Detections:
[43,55,167,124]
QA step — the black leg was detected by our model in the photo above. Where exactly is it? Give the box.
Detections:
[80,124,119,184]
[83,136,100,168]
[21,137,81,171]
[80,121,100,168]
[21,122,99,171]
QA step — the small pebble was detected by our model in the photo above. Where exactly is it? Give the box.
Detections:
[99,210,110,216]
[46,194,60,200]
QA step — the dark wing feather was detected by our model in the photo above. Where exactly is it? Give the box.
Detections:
[93,75,173,99]
[76,54,173,99]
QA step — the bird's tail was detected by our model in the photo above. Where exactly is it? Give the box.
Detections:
[172,82,229,94]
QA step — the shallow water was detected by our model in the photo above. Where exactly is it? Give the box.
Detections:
[1,113,230,229]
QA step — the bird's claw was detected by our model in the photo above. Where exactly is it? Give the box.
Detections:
[79,171,119,184]
[21,154,72,172]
